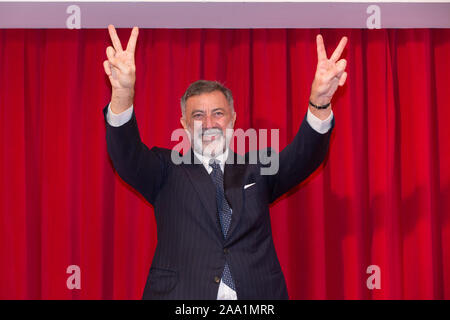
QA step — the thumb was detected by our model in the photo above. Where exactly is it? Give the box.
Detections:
[338,72,348,86]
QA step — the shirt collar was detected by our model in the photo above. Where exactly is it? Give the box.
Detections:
[193,148,229,173]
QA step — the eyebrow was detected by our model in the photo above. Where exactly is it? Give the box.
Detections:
[190,107,225,115]
[191,109,205,115]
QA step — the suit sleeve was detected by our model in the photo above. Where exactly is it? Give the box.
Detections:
[103,105,167,205]
[267,113,334,203]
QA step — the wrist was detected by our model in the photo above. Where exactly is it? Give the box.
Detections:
[309,100,330,110]
[308,104,331,121]
[309,94,330,107]
[112,87,134,97]
[111,88,134,114]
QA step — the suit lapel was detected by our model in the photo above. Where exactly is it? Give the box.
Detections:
[180,150,223,240]
[181,149,248,244]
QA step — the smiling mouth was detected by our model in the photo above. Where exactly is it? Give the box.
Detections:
[202,135,219,142]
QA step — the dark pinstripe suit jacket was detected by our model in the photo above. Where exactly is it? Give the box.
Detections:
[103,106,333,300]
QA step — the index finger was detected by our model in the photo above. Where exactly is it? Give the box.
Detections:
[108,24,123,52]
[330,36,348,62]
[316,34,327,61]
[126,26,139,53]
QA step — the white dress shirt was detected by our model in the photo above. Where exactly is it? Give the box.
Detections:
[106,102,333,300]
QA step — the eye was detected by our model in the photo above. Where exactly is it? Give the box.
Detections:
[193,113,203,119]
[215,111,224,117]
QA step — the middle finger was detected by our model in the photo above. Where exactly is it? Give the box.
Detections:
[108,24,124,52]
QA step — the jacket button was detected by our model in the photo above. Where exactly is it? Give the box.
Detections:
[223,248,229,254]
[214,276,220,284]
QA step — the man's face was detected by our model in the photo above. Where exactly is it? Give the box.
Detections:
[180,90,236,158]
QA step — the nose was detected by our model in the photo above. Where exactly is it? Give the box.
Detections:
[203,114,213,129]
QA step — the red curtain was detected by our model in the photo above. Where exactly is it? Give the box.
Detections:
[0,28,449,300]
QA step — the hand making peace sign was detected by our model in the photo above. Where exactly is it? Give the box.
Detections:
[103,25,139,91]
[310,34,348,109]
[104,25,139,113]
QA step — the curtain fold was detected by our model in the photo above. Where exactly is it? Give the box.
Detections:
[0,28,449,299]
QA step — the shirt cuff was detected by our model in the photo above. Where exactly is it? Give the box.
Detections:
[306,108,334,134]
[106,102,134,127]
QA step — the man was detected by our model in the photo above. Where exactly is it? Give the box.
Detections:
[102,25,347,299]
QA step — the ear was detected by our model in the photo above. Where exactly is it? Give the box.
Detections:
[180,117,188,130]
[232,112,237,127]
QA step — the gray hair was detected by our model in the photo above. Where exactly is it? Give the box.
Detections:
[180,80,234,117]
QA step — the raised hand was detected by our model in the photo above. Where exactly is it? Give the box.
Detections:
[309,34,348,117]
[103,25,139,113]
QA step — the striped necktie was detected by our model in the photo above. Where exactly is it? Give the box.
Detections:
[209,159,236,291]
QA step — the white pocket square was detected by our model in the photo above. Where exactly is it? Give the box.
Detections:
[244,182,256,190]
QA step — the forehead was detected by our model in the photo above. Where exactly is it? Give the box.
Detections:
[185,91,230,111]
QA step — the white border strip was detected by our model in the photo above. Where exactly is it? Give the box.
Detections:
[0,0,449,2]
[0,2,449,28]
